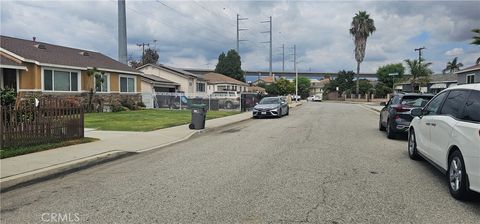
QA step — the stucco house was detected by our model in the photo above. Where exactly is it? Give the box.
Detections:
[201,72,249,94]
[252,76,275,86]
[140,73,180,108]
[136,64,207,97]
[0,35,143,108]
[456,64,479,84]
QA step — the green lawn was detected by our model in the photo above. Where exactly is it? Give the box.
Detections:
[0,137,98,159]
[84,109,239,132]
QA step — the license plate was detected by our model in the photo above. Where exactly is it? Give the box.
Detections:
[261,112,266,115]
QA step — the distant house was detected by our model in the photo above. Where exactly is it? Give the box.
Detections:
[0,35,143,107]
[246,86,266,94]
[427,73,458,94]
[136,64,207,97]
[201,72,249,94]
[456,64,479,84]
[140,73,180,108]
[253,76,275,86]
[395,74,458,94]
[310,78,330,96]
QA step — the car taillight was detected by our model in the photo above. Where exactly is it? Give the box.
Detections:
[393,105,410,112]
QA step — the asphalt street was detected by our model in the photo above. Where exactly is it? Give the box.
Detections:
[1,102,479,223]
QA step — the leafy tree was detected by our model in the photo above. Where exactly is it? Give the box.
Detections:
[215,49,245,82]
[323,70,355,94]
[293,76,311,99]
[376,63,405,88]
[350,11,376,95]
[443,57,463,74]
[470,28,480,64]
[374,82,392,98]
[264,78,294,96]
[129,48,159,68]
[404,59,433,92]
[358,79,374,95]
[275,78,295,95]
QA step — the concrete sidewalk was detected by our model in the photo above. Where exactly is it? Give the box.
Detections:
[0,112,252,191]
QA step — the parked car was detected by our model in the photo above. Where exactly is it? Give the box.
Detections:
[312,94,323,102]
[252,97,289,118]
[408,84,480,200]
[291,95,301,101]
[379,93,434,139]
[210,91,240,109]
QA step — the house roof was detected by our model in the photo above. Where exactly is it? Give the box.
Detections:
[137,63,202,80]
[430,73,458,83]
[201,72,248,86]
[0,35,139,74]
[141,73,179,86]
[255,76,275,83]
[456,64,480,74]
[0,54,27,70]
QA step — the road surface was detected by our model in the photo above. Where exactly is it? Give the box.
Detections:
[1,102,479,223]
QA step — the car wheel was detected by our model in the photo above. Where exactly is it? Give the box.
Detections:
[448,150,470,200]
[286,108,289,116]
[278,109,282,118]
[379,116,386,131]
[386,120,396,139]
[408,129,421,160]
[225,101,233,109]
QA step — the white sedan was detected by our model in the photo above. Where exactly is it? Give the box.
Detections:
[408,83,480,200]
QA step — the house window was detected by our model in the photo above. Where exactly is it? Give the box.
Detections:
[120,75,135,93]
[43,69,79,91]
[467,74,475,84]
[196,82,205,92]
[95,73,109,92]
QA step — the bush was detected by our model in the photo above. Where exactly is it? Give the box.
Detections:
[120,98,138,110]
[136,101,146,108]
[1,88,16,106]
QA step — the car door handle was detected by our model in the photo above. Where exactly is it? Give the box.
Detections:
[430,123,436,127]
[425,123,431,126]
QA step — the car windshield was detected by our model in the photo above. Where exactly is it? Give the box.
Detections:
[401,96,433,107]
[259,98,280,104]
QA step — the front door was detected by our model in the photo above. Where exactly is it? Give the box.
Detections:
[1,68,17,91]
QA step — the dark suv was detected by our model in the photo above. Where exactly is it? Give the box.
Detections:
[379,93,434,139]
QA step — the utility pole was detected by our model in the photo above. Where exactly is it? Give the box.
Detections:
[415,46,426,63]
[137,42,150,64]
[281,44,285,72]
[117,0,127,64]
[292,44,298,102]
[261,16,272,77]
[236,14,248,54]
[414,46,426,93]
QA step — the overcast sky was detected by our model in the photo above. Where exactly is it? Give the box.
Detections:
[1,0,479,74]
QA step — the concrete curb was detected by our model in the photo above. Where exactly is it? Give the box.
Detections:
[0,114,253,193]
[0,151,135,192]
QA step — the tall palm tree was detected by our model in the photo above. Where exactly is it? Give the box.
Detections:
[350,11,376,96]
[405,59,433,92]
[471,28,480,64]
[443,57,464,74]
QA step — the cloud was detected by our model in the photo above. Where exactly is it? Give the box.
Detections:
[1,0,478,74]
[445,48,464,56]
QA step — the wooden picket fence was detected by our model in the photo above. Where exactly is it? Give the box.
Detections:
[0,99,84,149]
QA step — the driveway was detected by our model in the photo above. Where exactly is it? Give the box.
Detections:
[1,102,479,223]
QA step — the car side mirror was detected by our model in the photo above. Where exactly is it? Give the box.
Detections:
[281,101,286,104]
[411,108,422,117]
[380,102,386,106]
[255,102,258,105]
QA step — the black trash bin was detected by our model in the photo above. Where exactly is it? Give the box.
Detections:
[189,104,207,130]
